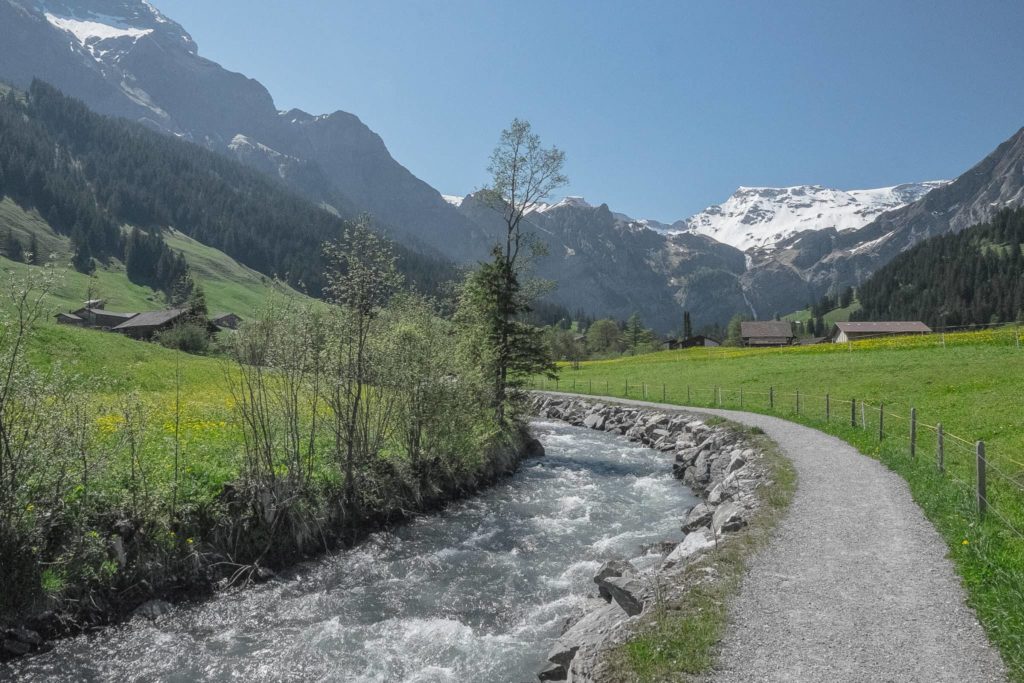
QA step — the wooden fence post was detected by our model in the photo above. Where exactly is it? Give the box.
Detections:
[796,390,801,415]
[687,385,691,403]
[861,401,867,430]
[739,387,744,409]
[826,393,830,422]
[910,407,917,459]
[662,383,666,402]
[878,403,884,440]
[572,378,576,392]
[976,441,987,517]
[936,423,944,472]
[770,386,774,409]
[851,398,856,427]
[555,378,559,391]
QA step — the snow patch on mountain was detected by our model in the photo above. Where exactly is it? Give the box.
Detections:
[441,194,464,208]
[673,182,949,251]
[45,12,152,60]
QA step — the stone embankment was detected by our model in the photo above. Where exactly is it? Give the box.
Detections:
[532,395,772,682]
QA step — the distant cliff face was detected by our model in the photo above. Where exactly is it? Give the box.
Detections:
[0,0,487,260]
[3,0,1023,329]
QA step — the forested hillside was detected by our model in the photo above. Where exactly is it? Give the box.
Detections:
[854,207,1024,326]
[0,81,456,296]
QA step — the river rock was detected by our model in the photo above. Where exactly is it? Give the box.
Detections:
[523,438,546,459]
[132,599,174,621]
[538,660,568,681]
[707,481,731,505]
[662,528,716,569]
[583,412,605,430]
[727,452,747,474]
[601,576,645,616]
[546,601,628,672]
[593,559,635,601]
[712,501,746,535]
[2,639,30,656]
[681,502,714,533]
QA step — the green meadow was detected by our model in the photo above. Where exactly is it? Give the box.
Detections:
[547,327,1024,680]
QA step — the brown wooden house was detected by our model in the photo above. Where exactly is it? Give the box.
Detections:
[112,309,189,339]
[740,321,796,347]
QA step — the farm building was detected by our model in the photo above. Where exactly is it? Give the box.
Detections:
[740,321,796,347]
[664,335,721,350]
[70,307,138,330]
[829,321,932,343]
[112,309,189,340]
[211,312,243,330]
[55,312,85,326]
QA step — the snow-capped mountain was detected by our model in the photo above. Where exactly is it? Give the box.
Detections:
[674,182,949,251]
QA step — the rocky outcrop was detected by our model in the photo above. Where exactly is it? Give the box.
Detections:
[532,394,770,681]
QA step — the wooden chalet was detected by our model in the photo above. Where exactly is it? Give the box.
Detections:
[740,321,796,347]
[112,309,189,340]
[829,321,932,344]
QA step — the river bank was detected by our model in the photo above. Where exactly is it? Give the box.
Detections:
[1,425,542,664]
[532,393,794,682]
[3,418,700,681]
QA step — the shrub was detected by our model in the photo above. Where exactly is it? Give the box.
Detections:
[155,322,210,354]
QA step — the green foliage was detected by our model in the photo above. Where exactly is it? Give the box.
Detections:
[856,207,1024,326]
[155,322,211,354]
[552,331,1024,680]
[724,312,747,346]
[0,80,456,299]
[587,318,623,355]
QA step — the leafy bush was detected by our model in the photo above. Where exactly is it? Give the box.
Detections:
[155,322,210,354]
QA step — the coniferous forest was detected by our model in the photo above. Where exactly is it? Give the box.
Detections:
[853,207,1024,327]
[0,81,456,296]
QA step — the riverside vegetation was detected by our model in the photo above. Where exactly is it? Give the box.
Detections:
[545,329,1024,681]
[0,118,564,659]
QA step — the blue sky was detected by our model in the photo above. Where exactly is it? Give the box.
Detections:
[156,0,1024,221]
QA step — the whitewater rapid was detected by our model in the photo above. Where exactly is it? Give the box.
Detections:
[4,419,696,682]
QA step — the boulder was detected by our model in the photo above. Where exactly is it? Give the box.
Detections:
[662,528,716,569]
[727,452,747,474]
[538,660,568,681]
[707,482,730,505]
[593,559,635,601]
[547,602,627,670]
[523,438,546,459]
[132,599,174,621]
[712,501,746,535]
[601,576,645,616]
[6,627,43,647]
[681,502,715,532]
[2,639,30,657]
[583,412,605,430]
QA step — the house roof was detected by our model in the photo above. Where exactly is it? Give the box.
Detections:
[833,321,932,334]
[112,309,187,331]
[740,321,794,338]
[56,312,82,321]
[85,308,137,320]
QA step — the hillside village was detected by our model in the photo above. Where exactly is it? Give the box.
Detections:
[56,299,241,340]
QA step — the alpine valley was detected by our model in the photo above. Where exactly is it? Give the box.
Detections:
[3,0,1024,330]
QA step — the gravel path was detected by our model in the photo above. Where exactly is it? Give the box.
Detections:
[563,396,1007,682]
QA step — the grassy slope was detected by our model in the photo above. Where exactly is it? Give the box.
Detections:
[0,197,305,317]
[784,300,862,325]
[550,329,1024,680]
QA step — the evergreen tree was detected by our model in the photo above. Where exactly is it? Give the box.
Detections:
[71,241,93,274]
[683,310,693,339]
[3,230,24,263]
[27,233,39,265]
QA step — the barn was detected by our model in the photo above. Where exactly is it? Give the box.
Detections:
[829,321,932,343]
[740,321,796,347]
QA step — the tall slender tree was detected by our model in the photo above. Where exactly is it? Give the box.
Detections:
[475,119,566,422]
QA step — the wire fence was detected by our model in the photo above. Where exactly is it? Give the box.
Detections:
[531,376,1024,545]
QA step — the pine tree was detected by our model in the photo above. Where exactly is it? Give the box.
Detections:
[683,311,693,339]
[27,233,40,265]
[3,230,24,263]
